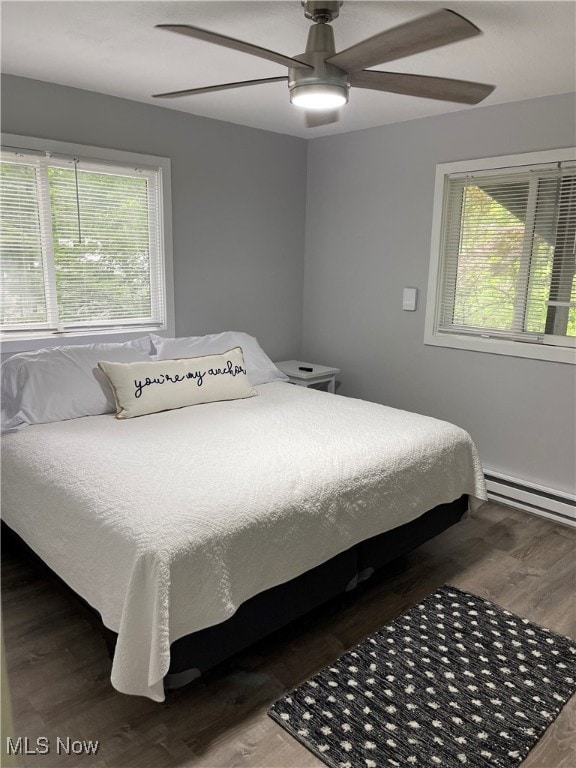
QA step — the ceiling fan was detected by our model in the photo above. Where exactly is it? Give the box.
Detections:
[153,1,495,128]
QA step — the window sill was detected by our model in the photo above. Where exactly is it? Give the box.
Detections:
[424,331,576,364]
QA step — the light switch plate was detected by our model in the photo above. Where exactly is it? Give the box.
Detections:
[402,287,418,311]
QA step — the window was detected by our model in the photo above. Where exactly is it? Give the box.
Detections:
[0,135,173,351]
[425,149,576,364]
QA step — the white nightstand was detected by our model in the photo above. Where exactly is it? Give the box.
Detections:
[275,360,340,394]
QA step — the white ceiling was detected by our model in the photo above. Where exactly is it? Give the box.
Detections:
[2,1,575,138]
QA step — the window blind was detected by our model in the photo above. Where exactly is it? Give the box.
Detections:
[437,161,576,347]
[0,149,165,335]
[0,156,50,329]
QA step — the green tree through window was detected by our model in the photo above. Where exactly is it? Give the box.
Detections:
[438,163,575,345]
[0,150,165,335]
[48,167,152,323]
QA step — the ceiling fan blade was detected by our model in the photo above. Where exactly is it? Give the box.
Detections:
[156,24,311,70]
[326,9,481,72]
[350,70,494,104]
[305,110,341,128]
[153,76,288,99]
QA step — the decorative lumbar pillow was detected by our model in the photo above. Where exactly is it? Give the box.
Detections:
[98,347,257,419]
[150,332,288,386]
[1,338,153,433]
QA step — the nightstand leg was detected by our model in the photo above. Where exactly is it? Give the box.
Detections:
[328,377,336,394]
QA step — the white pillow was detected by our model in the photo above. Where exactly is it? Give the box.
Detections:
[99,347,256,419]
[150,332,288,386]
[1,338,153,432]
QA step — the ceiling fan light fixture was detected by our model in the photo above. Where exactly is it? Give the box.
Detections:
[154,6,495,125]
[290,83,348,109]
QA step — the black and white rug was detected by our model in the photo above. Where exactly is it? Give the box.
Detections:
[269,586,576,768]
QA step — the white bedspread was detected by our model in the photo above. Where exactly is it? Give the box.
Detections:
[1,382,486,700]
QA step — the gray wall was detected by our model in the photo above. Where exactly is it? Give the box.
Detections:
[1,74,307,361]
[302,93,576,495]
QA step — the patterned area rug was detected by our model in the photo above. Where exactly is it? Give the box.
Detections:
[269,586,576,768]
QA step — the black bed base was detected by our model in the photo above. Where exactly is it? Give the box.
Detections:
[2,495,467,692]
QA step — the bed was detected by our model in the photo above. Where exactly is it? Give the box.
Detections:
[1,365,486,701]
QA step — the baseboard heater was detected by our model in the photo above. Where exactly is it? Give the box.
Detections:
[484,471,576,527]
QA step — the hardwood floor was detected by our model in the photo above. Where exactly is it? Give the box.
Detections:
[2,502,575,768]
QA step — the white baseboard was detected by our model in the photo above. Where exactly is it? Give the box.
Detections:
[484,470,576,528]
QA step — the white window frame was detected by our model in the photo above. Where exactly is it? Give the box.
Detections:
[1,133,174,354]
[425,148,576,365]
